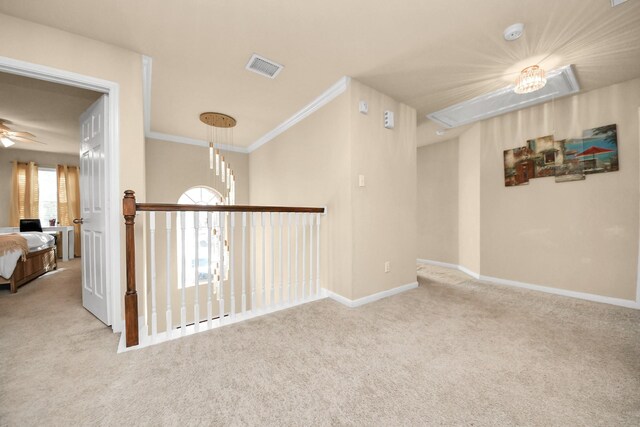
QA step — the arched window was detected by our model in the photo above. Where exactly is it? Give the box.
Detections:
[177,186,224,288]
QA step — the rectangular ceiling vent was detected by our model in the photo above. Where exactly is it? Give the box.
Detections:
[427,65,580,128]
[245,53,284,79]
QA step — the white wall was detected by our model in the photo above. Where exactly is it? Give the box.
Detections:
[250,79,417,301]
[458,123,481,273]
[349,80,417,299]
[417,78,640,302]
[0,12,145,321]
[249,91,352,298]
[417,140,458,265]
[479,78,640,301]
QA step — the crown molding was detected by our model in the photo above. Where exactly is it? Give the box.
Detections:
[142,56,349,154]
[247,76,351,153]
[146,130,248,153]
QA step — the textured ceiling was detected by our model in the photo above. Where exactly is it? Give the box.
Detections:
[0,72,101,154]
[0,0,638,148]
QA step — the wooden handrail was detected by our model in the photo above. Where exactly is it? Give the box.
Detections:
[136,203,324,213]
[123,190,325,347]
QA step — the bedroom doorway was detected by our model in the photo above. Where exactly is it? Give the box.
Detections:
[0,56,121,331]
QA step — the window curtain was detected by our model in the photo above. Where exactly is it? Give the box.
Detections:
[57,165,81,257]
[9,161,39,226]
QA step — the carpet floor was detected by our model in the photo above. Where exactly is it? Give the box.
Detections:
[0,259,639,426]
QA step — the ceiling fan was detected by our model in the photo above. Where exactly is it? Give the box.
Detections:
[0,119,44,148]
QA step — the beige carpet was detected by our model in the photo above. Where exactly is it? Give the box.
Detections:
[417,262,473,285]
[1,259,639,425]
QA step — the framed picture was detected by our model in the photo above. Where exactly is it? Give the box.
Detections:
[580,124,618,174]
[555,139,585,183]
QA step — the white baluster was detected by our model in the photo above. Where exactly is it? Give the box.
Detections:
[207,212,213,329]
[279,213,283,306]
[180,211,187,335]
[294,213,299,304]
[230,212,236,319]
[250,212,256,313]
[242,212,247,314]
[316,212,321,296]
[287,213,292,305]
[165,212,172,338]
[302,214,306,301]
[219,211,225,324]
[261,212,266,310]
[149,212,157,339]
[194,211,200,332]
[270,212,275,309]
[309,214,314,299]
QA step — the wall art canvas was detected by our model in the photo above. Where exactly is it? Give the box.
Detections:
[580,124,618,174]
[555,139,586,183]
[527,135,563,178]
[504,147,534,187]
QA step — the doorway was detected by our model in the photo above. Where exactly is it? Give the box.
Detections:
[0,56,121,331]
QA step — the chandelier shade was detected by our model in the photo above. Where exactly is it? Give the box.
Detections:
[514,65,547,94]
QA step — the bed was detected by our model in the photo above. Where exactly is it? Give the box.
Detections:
[0,232,57,293]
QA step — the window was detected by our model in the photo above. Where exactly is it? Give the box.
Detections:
[38,168,57,226]
[177,186,225,288]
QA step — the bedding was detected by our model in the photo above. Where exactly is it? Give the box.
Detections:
[0,232,55,279]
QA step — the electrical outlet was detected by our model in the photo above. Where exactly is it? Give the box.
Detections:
[358,174,365,187]
[384,261,391,273]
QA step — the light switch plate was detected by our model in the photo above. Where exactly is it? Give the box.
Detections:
[358,174,365,187]
[359,101,368,114]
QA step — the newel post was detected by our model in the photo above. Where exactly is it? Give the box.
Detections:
[123,190,139,347]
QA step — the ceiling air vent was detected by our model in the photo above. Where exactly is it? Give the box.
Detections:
[245,54,284,79]
[427,65,580,128]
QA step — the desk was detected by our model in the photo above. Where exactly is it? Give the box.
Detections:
[0,226,75,261]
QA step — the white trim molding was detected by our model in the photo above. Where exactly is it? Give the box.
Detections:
[141,55,350,154]
[417,258,479,279]
[247,76,351,153]
[328,281,418,308]
[0,54,123,331]
[417,258,640,310]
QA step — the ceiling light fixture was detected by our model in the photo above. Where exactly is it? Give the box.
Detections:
[1,136,15,147]
[514,65,547,94]
[201,112,238,205]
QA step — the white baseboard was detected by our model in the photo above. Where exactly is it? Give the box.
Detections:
[417,258,458,270]
[417,258,640,310]
[458,265,481,280]
[417,258,480,280]
[328,281,419,308]
[479,274,640,310]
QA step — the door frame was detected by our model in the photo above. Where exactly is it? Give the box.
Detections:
[0,55,122,332]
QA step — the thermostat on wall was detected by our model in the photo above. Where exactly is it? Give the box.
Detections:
[359,101,368,114]
[384,110,394,129]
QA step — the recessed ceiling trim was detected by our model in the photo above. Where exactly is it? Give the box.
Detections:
[426,65,580,128]
[247,76,351,153]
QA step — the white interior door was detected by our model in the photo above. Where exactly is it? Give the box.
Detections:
[79,95,110,325]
